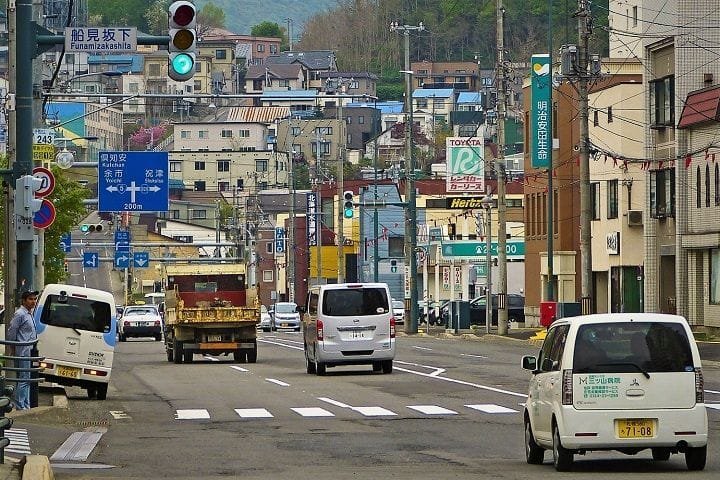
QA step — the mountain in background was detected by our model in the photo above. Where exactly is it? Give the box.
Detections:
[196,0,339,36]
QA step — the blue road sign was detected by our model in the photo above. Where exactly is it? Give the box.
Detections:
[83,252,99,268]
[275,227,285,254]
[98,151,169,212]
[114,251,130,268]
[115,229,131,251]
[60,233,72,253]
[133,251,149,268]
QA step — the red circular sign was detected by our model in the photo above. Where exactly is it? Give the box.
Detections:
[32,166,55,197]
[33,199,56,229]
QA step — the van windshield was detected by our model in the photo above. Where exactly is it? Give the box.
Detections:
[573,322,694,374]
[322,287,389,316]
[40,294,112,333]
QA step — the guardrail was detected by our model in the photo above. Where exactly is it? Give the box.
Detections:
[0,338,44,464]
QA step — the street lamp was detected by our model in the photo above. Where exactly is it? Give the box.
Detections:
[53,136,100,169]
[480,194,494,334]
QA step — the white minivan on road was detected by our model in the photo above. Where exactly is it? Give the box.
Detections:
[302,283,395,375]
[522,313,708,471]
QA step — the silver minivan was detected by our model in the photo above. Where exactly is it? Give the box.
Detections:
[302,283,396,375]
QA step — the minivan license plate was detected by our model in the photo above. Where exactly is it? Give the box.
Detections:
[57,365,80,379]
[616,419,655,438]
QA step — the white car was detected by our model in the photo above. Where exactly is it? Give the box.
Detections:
[119,305,163,341]
[522,313,707,471]
[272,302,301,331]
[259,305,272,332]
[391,300,405,324]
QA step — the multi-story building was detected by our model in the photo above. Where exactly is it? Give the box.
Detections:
[276,117,343,167]
[265,51,337,90]
[411,61,478,91]
[244,64,305,94]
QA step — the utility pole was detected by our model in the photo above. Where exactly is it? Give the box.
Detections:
[285,18,293,51]
[390,20,424,334]
[315,129,323,286]
[336,90,345,282]
[495,0,508,335]
[288,148,295,302]
[578,0,593,314]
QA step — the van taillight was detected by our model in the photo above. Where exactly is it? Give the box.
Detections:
[562,369,573,405]
[695,368,704,403]
[124,321,130,326]
[317,319,324,341]
[390,317,396,338]
[154,320,161,326]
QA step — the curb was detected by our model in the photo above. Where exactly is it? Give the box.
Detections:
[21,455,53,480]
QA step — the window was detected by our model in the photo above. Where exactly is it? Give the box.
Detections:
[697,166,702,208]
[388,237,405,257]
[170,161,182,172]
[291,126,301,136]
[256,159,268,171]
[278,79,289,88]
[198,130,209,139]
[221,129,233,138]
[193,181,205,192]
[706,164,711,207]
[650,168,675,218]
[215,49,227,59]
[217,160,230,172]
[593,110,599,126]
[65,53,75,64]
[266,242,274,254]
[311,141,331,156]
[257,44,265,52]
[608,106,613,123]
[358,115,365,124]
[591,182,600,220]
[712,249,720,304]
[315,126,333,135]
[346,116,352,124]
[238,130,250,137]
[292,144,302,154]
[194,161,205,170]
[262,270,273,283]
[416,99,428,109]
[607,179,618,219]
[180,130,191,139]
[149,63,161,76]
[218,181,230,192]
[321,287,389,316]
[270,44,278,54]
[649,75,674,127]
[191,209,207,219]
[715,164,719,205]
[170,210,180,219]
[39,295,111,334]
[632,6,638,27]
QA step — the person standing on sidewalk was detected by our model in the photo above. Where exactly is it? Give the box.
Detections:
[7,290,39,410]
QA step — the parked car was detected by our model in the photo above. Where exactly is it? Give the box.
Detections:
[119,305,163,341]
[468,294,525,325]
[522,313,707,471]
[259,305,272,332]
[272,302,301,331]
[391,300,405,324]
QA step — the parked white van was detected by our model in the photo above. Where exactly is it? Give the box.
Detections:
[34,284,116,400]
[522,313,708,471]
[302,283,395,375]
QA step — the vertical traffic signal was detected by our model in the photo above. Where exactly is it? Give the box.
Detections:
[343,191,354,219]
[168,1,197,81]
[13,175,43,218]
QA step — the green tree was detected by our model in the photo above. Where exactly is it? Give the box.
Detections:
[251,21,288,50]
[144,0,172,35]
[88,0,151,31]
[198,2,226,34]
[44,168,92,284]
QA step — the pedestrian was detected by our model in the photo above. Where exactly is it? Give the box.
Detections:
[7,290,39,410]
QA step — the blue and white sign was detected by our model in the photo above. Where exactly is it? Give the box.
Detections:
[275,227,285,254]
[115,251,130,268]
[307,192,318,247]
[83,252,99,268]
[133,252,149,268]
[115,230,131,251]
[98,151,169,212]
[60,233,72,253]
[65,27,137,53]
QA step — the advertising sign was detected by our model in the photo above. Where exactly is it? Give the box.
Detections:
[307,192,317,247]
[445,137,484,192]
[531,54,552,168]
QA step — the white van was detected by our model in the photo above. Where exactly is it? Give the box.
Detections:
[302,283,395,375]
[522,313,708,471]
[34,284,116,400]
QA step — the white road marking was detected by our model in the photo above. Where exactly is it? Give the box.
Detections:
[291,407,335,417]
[465,404,518,414]
[460,353,488,359]
[395,366,528,398]
[175,409,210,420]
[395,360,445,376]
[109,410,130,419]
[705,389,720,395]
[50,431,104,462]
[230,366,248,372]
[203,355,220,362]
[352,406,397,416]
[266,378,290,387]
[412,346,433,351]
[318,397,352,409]
[706,403,720,410]
[4,428,31,455]
[407,405,458,415]
[235,408,273,418]
[257,338,304,350]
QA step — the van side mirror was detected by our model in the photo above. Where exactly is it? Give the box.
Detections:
[521,355,537,371]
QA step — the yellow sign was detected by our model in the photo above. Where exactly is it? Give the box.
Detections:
[32,144,55,162]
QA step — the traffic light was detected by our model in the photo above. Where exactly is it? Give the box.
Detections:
[168,1,197,81]
[80,223,103,234]
[13,175,43,218]
[343,190,354,219]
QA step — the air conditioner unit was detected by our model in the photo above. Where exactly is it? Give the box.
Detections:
[627,210,643,226]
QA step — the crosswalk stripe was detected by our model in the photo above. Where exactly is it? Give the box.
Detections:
[465,404,518,414]
[291,407,335,417]
[4,428,31,455]
[175,409,210,420]
[407,405,458,415]
[352,406,397,416]
[235,408,273,418]
[706,403,720,410]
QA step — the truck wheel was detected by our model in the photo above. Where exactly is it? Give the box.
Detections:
[233,350,247,363]
[96,384,108,400]
[247,347,257,363]
[183,350,193,363]
[166,347,174,363]
[173,340,183,364]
